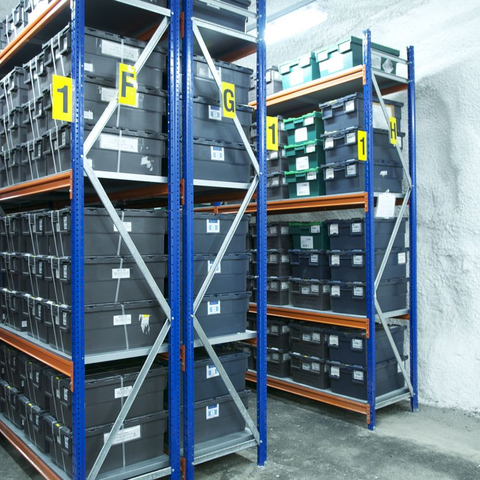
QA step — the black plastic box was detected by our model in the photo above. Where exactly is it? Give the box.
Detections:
[329,278,408,315]
[327,325,406,367]
[290,278,331,311]
[266,147,289,173]
[24,403,49,453]
[249,66,283,103]
[261,276,290,306]
[289,249,331,280]
[326,218,407,250]
[267,318,290,350]
[267,348,290,378]
[251,222,292,250]
[267,171,288,200]
[328,358,405,400]
[24,360,49,411]
[251,249,291,277]
[193,0,251,32]
[291,353,330,389]
[289,322,329,358]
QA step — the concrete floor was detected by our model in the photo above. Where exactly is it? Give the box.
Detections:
[1,390,479,480]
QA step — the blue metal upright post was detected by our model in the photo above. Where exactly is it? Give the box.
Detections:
[71,0,86,478]
[363,29,376,430]
[407,46,418,412]
[183,0,195,477]
[255,0,267,467]
[168,0,182,477]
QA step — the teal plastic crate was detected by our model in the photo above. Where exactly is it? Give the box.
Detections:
[285,139,325,171]
[284,112,323,145]
[285,167,325,199]
[314,36,400,78]
[279,52,320,90]
[290,222,330,250]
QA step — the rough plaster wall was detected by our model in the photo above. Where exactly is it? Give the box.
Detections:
[246,0,480,412]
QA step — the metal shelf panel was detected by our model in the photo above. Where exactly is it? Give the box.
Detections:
[97,456,170,480]
[0,324,73,377]
[0,415,66,480]
[375,387,411,410]
[192,179,251,190]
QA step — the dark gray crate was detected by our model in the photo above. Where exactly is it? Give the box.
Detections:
[193,138,251,184]
[290,278,331,311]
[7,107,27,147]
[21,254,49,297]
[267,348,290,378]
[23,360,49,411]
[328,248,408,282]
[267,171,288,200]
[266,147,288,173]
[23,52,49,100]
[251,249,291,277]
[195,292,250,338]
[0,67,28,111]
[193,253,250,295]
[193,0,251,32]
[325,217,407,250]
[22,138,46,181]
[319,92,403,133]
[194,213,249,254]
[251,276,290,306]
[193,55,252,105]
[321,158,404,195]
[248,66,282,103]
[251,222,292,250]
[21,212,49,255]
[327,325,406,367]
[266,318,290,350]
[291,354,330,389]
[23,97,48,142]
[289,249,331,280]
[329,278,408,315]
[251,117,287,145]
[25,404,49,453]
[23,293,48,344]
[289,322,329,358]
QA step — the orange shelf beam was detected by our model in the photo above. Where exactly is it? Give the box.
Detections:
[246,371,369,419]
[0,172,71,202]
[0,328,73,378]
[249,303,369,332]
[195,193,367,215]
[0,419,63,480]
[0,0,69,68]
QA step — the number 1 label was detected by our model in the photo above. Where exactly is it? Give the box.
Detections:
[357,130,367,161]
[52,75,72,123]
[266,116,278,151]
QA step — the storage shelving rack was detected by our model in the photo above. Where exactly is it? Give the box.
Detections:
[199,30,417,430]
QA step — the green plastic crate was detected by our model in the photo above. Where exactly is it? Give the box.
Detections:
[285,167,325,199]
[279,52,320,90]
[285,140,325,171]
[284,112,324,145]
[289,222,330,250]
[314,36,400,78]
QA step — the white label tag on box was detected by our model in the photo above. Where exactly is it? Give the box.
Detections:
[398,252,406,264]
[306,172,317,181]
[346,132,356,144]
[296,156,309,171]
[306,144,315,154]
[353,286,364,297]
[345,99,356,113]
[329,224,339,235]
[302,362,311,371]
[84,110,93,120]
[208,105,222,121]
[269,281,279,291]
[207,260,221,274]
[312,332,321,342]
[323,285,330,293]
[300,235,314,249]
[295,127,308,143]
[113,314,132,326]
[324,137,334,149]
[352,339,363,350]
[325,168,334,180]
[114,222,132,233]
[104,425,141,446]
[302,333,311,342]
[281,281,289,290]
[301,286,310,295]
[311,284,319,293]
[114,386,133,399]
[311,225,320,233]
[310,254,319,264]
[101,40,139,61]
[330,366,340,377]
[100,133,139,153]
[84,62,94,73]
[376,192,396,219]
[281,254,289,263]
[206,219,220,233]
[331,286,340,297]
[206,365,219,379]
[269,254,277,263]
[353,255,364,266]
[346,164,357,176]
[112,268,130,279]
[269,226,278,235]
[329,334,339,346]
[352,223,362,233]
[100,87,117,103]
[304,116,314,126]
[353,370,364,381]
[211,146,225,161]
[296,182,310,197]
[312,362,321,372]
[207,301,221,315]
[331,254,340,266]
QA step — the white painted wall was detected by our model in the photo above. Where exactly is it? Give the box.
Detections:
[243,0,480,412]
[1,0,479,412]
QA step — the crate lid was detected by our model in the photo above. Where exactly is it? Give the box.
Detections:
[284,110,322,126]
[193,54,253,75]
[203,291,251,301]
[193,137,245,150]
[192,389,251,410]
[289,277,329,285]
[321,125,405,139]
[192,348,249,367]
[290,352,327,362]
[284,139,323,156]
[284,166,320,178]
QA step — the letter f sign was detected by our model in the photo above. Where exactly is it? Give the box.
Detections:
[119,64,137,107]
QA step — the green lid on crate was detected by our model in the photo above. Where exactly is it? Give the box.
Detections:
[284,111,323,130]
[284,167,321,181]
[279,52,316,74]
[284,139,323,157]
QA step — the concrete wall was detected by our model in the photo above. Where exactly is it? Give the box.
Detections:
[243,0,480,412]
[1,0,479,412]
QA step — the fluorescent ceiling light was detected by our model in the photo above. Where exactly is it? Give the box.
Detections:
[248,0,328,44]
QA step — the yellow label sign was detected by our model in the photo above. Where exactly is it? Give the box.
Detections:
[222,82,235,118]
[52,75,72,123]
[266,116,279,151]
[358,130,367,161]
[118,63,137,107]
[389,117,397,145]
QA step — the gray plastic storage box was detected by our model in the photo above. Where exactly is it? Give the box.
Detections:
[22,138,46,182]
[328,358,405,400]
[327,325,405,367]
[195,292,250,338]
[57,362,167,429]
[48,254,168,305]
[290,278,331,311]
[267,348,290,378]
[251,249,291,277]
[23,293,48,344]
[291,353,330,389]
[329,278,408,315]
[43,25,167,90]
[289,249,331,280]
[267,171,288,200]
[193,138,251,184]
[194,213,249,254]
[322,127,404,166]
[248,66,283,103]
[289,322,329,358]
[251,276,290,306]
[267,318,290,350]
[193,97,253,143]
[84,78,167,133]
[194,56,252,105]
[25,403,49,453]
[193,253,249,295]
[52,207,167,257]
[326,218,407,250]
[24,360,49,411]
[266,147,289,173]
[328,248,408,282]
[193,0,251,32]
[251,222,292,250]
[0,67,28,111]
[322,158,404,195]
[53,411,168,478]
[319,93,403,133]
